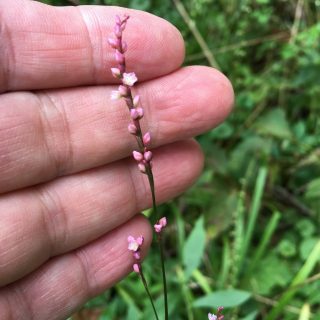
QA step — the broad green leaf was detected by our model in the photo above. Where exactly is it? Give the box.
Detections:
[183,216,206,279]
[193,289,252,308]
[305,178,320,199]
[255,109,292,139]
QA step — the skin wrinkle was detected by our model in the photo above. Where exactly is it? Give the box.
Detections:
[0,9,15,93]
[73,250,92,301]
[35,185,68,256]
[37,91,74,176]
[77,6,99,85]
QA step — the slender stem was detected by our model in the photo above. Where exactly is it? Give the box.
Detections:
[140,267,160,320]
[158,233,169,320]
[146,169,169,320]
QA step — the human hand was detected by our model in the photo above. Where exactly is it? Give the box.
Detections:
[0,1,233,319]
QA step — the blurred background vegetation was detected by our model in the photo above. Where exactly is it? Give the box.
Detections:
[42,0,320,319]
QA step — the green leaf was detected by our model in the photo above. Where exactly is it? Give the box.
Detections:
[193,289,252,308]
[305,178,320,199]
[254,109,292,139]
[183,216,206,279]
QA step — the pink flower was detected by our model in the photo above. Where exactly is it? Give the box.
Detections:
[111,67,121,78]
[115,50,124,63]
[133,95,140,107]
[128,123,138,135]
[143,132,151,145]
[130,107,144,120]
[154,216,167,233]
[107,38,119,49]
[208,313,217,320]
[138,163,146,173]
[144,151,153,162]
[133,263,140,273]
[123,72,138,86]
[133,151,143,162]
[127,235,144,252]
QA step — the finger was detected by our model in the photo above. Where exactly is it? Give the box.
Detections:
[0,0,184,92]
[0,140,203,286]
[0,66,233,193]
[0,214,152,320]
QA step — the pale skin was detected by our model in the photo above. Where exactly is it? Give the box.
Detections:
[0,0,234,319]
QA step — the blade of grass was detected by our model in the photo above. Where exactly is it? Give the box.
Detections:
[217,236,231,289]
[248,210,281,273]
[239,167,268,270]
[265,240,320,320]
[192,269,212,294]
[176,266,194,320]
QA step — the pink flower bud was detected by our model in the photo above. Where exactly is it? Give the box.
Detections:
[133,263,140,273]
[118,85,129,96]
[115,50,125,64]
[130,109,140,120]
[128,123,138,135]
[107,38,118,49]
[133,252,141,260]
[133,151,143,162]
[159,217,167,227]
[138,163,146,174]
[143,132,151,145]
[144,151,153,162]
[111,67,121,78]
[136,107,144,118]
[154,223,162,233]
[133,95,140,107]
[122,41,128,52]
[114,24,122,37]
[115,15,121,25]
[137,236,144,245]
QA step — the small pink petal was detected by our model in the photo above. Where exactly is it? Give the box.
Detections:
[138,163,146,173]
[127,236,135,242]
[115,50,124,63]
[128,123,138,135]
[136,107,144,118]
[130,109,139,120]
[107,38,118,49]
[143,132,151,145]
[133,252,141,260]
[133,95,140,107]
[137,236,144,245]
[133,263,140,273]
[128,241,139,252]
[111,67,121,78]
[118,85,129,96]
[144,151,153,162]
[122,41,128,52]
[115,15,121,25]
[114,24,122,37]
[122,72,138,86]
[154,224,162,233]
[133,151,143,162]
[159,217,167,227]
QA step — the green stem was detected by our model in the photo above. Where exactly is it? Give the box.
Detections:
[140,267,160,320]
[147,169,169,320]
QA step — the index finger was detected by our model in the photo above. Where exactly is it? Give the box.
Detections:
[0,0,185,92]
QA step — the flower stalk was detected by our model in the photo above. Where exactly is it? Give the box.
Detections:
[108,15,168,320]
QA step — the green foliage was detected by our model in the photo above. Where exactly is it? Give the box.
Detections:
[42,0,320,319]
[183,216,206,279]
